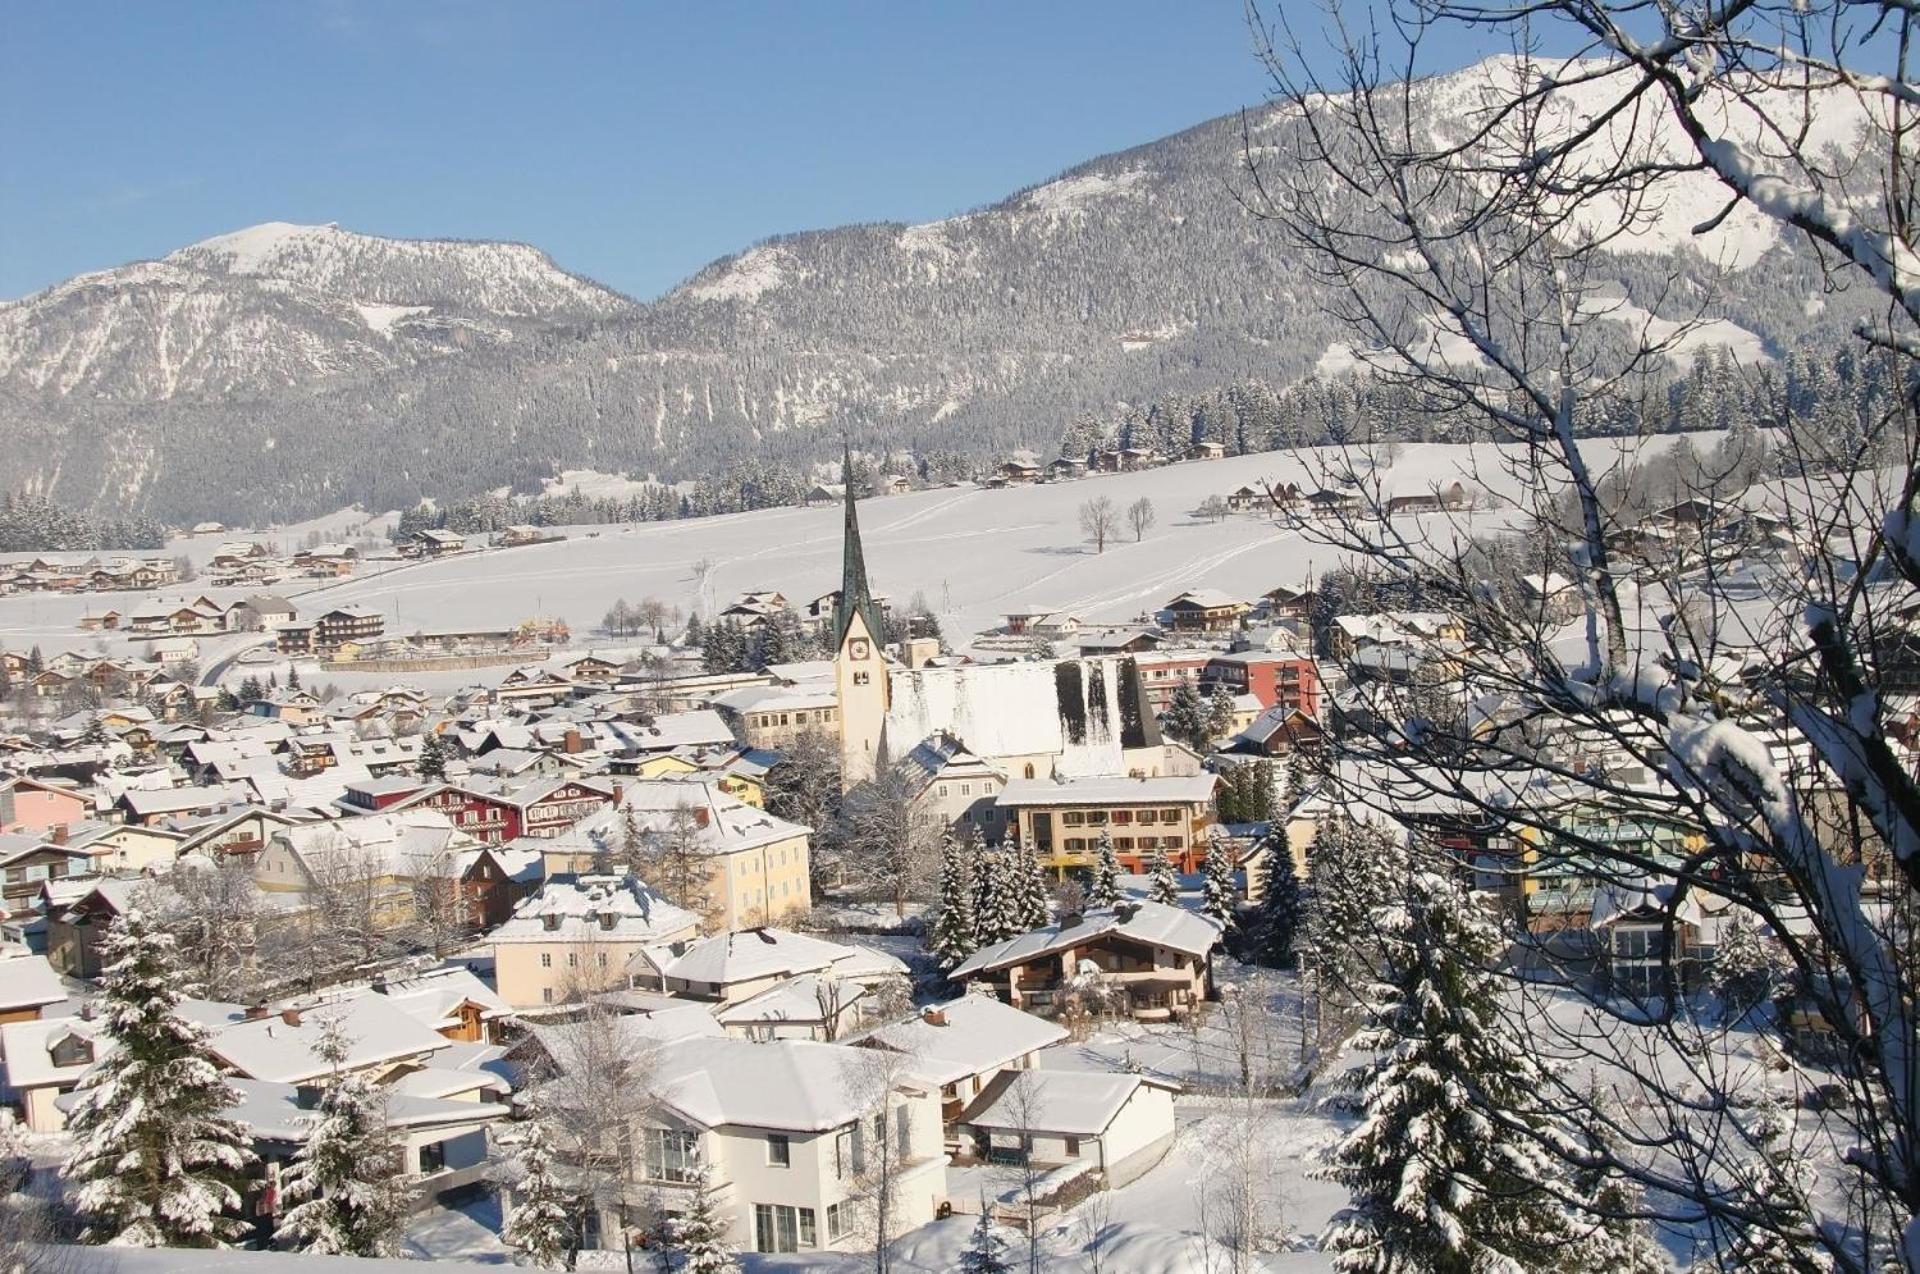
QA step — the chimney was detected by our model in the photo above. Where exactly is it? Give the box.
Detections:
[49,824,69,846]
[563,729,584,755]
[279,1008,303,1027]
[244,1003,270,1021]
[693,808,710,828]
[920,1008,947,1028]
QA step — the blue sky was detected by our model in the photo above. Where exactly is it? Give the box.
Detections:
[0,2,1506,301]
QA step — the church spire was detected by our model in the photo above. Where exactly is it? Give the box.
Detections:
[834,444,882,647]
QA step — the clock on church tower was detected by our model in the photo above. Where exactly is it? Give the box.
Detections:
[848,637,870,660]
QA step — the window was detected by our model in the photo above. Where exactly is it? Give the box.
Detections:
[1160,809,1182,823]
[835,1128,855,1178]
[1065,837,1086,852]
[540,952,552,968]
[766,1133,791,1167]
[827,1202,848,1241]
[753,1204,815,1253]
[1115,837,1134,851]
[960,783,972,796]
[419,1140,447,1174]
[541,987,553,1003]
[1064,1136,1081,1157]
[1111,810,1132,825]
[854,671,870,686]
[1062,811,1084,826]
[645,1129,700,1183]
[1024,764,1035,779]
[1086,810,1107,825]
[937,784,948,797]
[567,953,578,968]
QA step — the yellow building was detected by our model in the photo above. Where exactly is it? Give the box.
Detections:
[535,777,812,932]
[996,774,1217,876]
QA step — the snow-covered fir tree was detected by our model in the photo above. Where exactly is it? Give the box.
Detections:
[974,851,1022,947]
[1204,684,1238,743]
[274,1017,412,1256]
[1147,844,1180,906]
[1088,829,1122,908]
[1013,837,1052,932]
[1710,914,1786,1018]
[662,1164,740,1274]
[1307,816,1404,1001]
[957,1201,1015,1274]
[500,1115,575,1269]
[1201,829,1238,923]
[928,827,979,970]
[1246,842,1305,969]
[416,731,448,781]
[1318,866,1581,1271]
[1161,681,1209,748]
[61,907,255,1248]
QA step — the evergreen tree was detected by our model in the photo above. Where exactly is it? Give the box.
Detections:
[974,850,1022,947]
[1087,829,1122,908]
[1201,831,1238,923]
[80,714,110,748]
[1308,817,1404,999]
[275,1017,412,1256]
[1319,867,1580,1272]
[1710,914,1786,1019]
[1013,837,1052,932]
[500,1117,576,1269]
[61,908,254,1248]
[1568,1087,1667,1274]
[663,1164,740,1274]
[1284,751,1308,808]
[928,827,979,970]
[25,646,43,676]
[286,664,301,690]
[957,1203,1015,1274]
[1147,844,1180,906]
[237,674,263,704]
[1247,843,1306,969]
[1161,681,1208,748]
[1204,684,1239,744]
[416,731,449,781]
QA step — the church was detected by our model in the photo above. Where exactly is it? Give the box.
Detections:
[828,462,1202,795]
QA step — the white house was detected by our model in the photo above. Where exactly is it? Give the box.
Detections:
[956,1068,1178,1188]
[855,996,1068,1131]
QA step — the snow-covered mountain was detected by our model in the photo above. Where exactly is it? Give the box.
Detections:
[0,222,632,400]
[0,58,1882,522]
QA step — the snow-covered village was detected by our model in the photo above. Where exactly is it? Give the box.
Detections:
[2,5,1918,1274]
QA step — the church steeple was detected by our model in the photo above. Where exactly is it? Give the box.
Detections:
[833,444,883,647]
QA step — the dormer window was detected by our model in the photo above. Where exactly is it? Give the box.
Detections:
[599,912,618,931]
[541,914,560,932]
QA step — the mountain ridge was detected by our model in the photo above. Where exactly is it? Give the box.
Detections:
[0,57,1881,523]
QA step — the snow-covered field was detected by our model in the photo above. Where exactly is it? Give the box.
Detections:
[0,435,1710,672]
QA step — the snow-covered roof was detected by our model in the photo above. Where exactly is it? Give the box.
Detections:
[271,808,468,881]
[660,928,903,988]
[224,1076,507,1144]
[541,779,811,864]
[950,901,1223,979]
[652,1036,925,1133]
[995,774,1215,808]
[490,873,699,946]
[0,1015,104,1088]
[206,996,450,1084]
[959,1068,1176,1137]
[856,996,1069,1086]
[712,972,867,1027]
[0,951,67,1012]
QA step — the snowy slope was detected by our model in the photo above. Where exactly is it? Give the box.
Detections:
[0,437,1708,668]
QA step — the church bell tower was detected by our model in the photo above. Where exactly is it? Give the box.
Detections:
[833,448,890,788]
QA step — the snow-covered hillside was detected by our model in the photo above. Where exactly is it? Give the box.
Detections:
[0,439,1707,673]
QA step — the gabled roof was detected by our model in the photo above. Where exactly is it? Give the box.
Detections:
[206,995,450,1084]
[490,873,698,946]
[856,996,1068,1086]
[660,928,902,988]
[959,1068,1177,1137]
[0,952,67,1012]
[652,1036,927,1133]
[950,901,1222,979]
